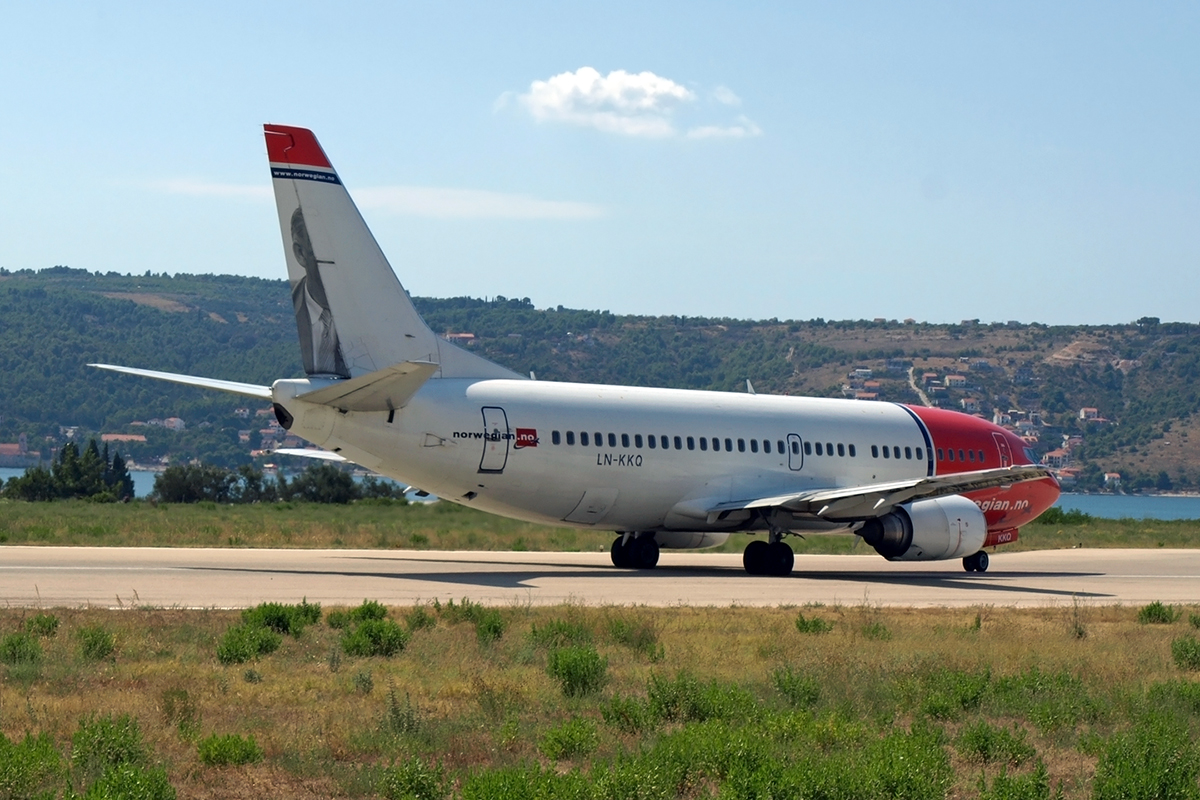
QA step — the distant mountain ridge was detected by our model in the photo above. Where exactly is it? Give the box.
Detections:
[1,267,1198,490]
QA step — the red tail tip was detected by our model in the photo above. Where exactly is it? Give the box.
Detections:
[264,124,332,168]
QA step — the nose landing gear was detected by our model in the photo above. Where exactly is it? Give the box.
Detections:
[610,534,660,570]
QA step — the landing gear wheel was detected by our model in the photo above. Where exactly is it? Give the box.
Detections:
[743,540,769,575]
[962,551,990,573]
[632,537,660,570]
[768,541,794,577]
[611,537,632,568]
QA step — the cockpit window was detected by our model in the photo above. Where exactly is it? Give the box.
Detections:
[1024,447,1037,463]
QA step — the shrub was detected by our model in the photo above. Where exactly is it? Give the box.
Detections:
[1190,613,1200,630]
[1035,507,1092,525]
[647,671,757,723]
[241,599,321,636]
[538,717,598,761]
[437,597,484,625]
[977,761,1050,800]
[84,764,176,799]
[530,619,591,648]
[24,613,59,637]
[378,757,445,800]
[772,665,821,709]
[919,668,989,720]
[0,631,42,665]
[197,733,263,766]
[1172,636,1200,671]
[77,626,116,661]
[474,608,506,645]
[326,610,351,630]
[404,605,436,632]
[380,688,420,737]
[607,617,663,660]
[546,645,608,697]
[1138,601,1181,625]
[0,731,65,798]
[354,670,374,694]
[957,720,1036,765]
[243,669,262,684]
[160,688,200,738]
[216,624,281,664]
[861,621,892,641]
[601,695,655,733]
[72,714,147,784]
[795,613,833,634]
[1093,711,1200,800]
[342,619,409,657]
[349,599,388,623]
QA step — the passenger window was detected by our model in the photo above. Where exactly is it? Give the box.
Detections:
[700,437,708,451]
[791,440,800,455]
[763,440,771,454]
[604,433,613,447]
[778,440,785,454]
[750,439,758,453]
[815,442,823,456]
[837,443,845,457]
[566,431,575,445]
[687,436,695,450]
[905,446,912,460]
[634,434,642,448]
[646,435,654,449]
[674,436,683,450]
[883,446,890,458]
[916,448,923,460]
[581,431,590,446]
[948,449,955,461]
[978,450,985,463]
[967,449,974,462]
[958,449,965,461]
[552,430,561,445]
[622,433,630,448]
[937,448,944,460]
[595,432,602,446]
[871,445,879,458]
[804,441,812,455]
[849,444,856,457]
[827,442,834,456]
[725,438,733,452]
[738,439,746,452]
[894,446,901,459]
[661,436,669,449]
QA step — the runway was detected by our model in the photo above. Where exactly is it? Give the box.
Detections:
[1,547,1198,609]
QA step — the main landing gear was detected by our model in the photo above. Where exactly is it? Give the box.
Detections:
[744,537,794,577]
[611,534,660,570]
[962,551,990,573]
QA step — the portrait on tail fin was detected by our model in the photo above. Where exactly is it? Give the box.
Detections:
[290,207,349,377]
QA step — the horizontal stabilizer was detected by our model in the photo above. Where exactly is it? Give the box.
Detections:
[89,364,272,400]
[294,360,438,412]
[710,464,1054,522]
[273,448,349,462]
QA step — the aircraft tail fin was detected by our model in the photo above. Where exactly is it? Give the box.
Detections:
[264,125,517,381]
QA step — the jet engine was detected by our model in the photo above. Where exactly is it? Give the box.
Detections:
[857,495,986,561]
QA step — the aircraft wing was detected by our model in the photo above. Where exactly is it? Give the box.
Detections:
[89,364,272,400]
[708,464,1055,523]
[273,448,349,462]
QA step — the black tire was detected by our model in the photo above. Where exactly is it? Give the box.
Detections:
[768,541,794,576]
[611,537,632,568]
[743,540,769,575]
[962,554,976,572]
[975,551,989,573]
[633,537,660,570]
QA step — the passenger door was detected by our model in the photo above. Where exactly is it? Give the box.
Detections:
[479,406,510,473]
[787,433,804,471]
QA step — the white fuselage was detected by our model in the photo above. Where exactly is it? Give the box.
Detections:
[274,378,933,536]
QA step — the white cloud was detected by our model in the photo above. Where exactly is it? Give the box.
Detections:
[686,116,763,140]
[355,187,605,220]
[517,67,694,138]
[712,85,741,106]
[150,179,603,220]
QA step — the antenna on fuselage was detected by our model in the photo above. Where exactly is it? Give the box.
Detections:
[746,379,756,395]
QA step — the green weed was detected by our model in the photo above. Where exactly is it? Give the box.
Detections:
[378,757,445,800]
[216,624,281,664]
[197,733,263,766]
[771,665,821,709]
[341,619,409,657]
[1171,636,1200,671]
[0,631,42,665]
[1093,711,1200,800]
[24,613,59,637]
[1138,601,1181,624]
[77,625,115,661]
[538,717,599,761]
[957,720,1036,765]
[795,612,833,634]
[546,645,607,697]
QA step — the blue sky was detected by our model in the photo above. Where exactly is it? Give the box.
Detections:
[2,2,1196,325]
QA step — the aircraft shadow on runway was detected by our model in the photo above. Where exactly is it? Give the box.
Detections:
[194,557,1113,600]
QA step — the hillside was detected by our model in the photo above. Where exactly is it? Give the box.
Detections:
[1,267,1197,489]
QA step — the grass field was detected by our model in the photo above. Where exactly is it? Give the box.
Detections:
[4,601,1200,798]
[0,498,1198,554]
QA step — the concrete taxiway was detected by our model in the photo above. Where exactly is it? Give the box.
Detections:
[1,547,1198,608]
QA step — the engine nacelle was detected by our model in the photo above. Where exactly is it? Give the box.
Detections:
[858,495,986,562]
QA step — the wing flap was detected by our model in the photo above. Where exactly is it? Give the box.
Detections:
[89,364,272,400]
[712,465,1054,522]
[294,360,438,411]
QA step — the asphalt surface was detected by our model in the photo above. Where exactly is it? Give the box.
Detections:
[1,547,1198,608]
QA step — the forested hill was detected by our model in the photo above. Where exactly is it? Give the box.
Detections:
[3,267,1200,489]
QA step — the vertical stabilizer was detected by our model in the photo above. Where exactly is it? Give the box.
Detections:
[265,124,517,380]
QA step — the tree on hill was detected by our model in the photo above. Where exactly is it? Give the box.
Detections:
[3,438,134,501]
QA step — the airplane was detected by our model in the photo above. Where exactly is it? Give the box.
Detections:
[92,124,1060,577]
